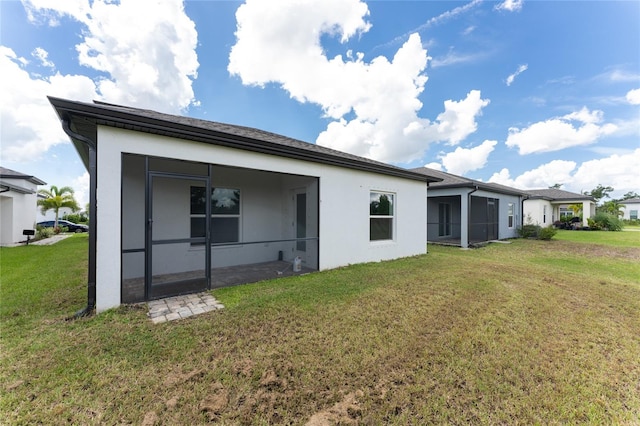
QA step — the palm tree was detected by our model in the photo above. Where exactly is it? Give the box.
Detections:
[37,186,80,228]
[601,200,623,217]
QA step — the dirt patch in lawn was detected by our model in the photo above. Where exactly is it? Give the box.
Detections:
[306,391,363,425]
[551,240,640,260]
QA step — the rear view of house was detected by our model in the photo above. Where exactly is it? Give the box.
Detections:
[523,189,595,227]
[49,98,440,312]
[412,167,526,248]
[0,167,46,246]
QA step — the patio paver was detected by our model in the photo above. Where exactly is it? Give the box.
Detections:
[147,292,224,323]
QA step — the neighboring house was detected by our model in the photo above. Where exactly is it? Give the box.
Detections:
[620,198,640,221]
[49,97,440,312]
[412,167,526,248]
[0,167,46,245]
[523,189,596,227]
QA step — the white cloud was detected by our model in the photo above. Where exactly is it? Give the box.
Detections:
[376,0,481,51]
[435,90,490,146]
[626,88,640,105]
[72,172,90,208]
[570,149,640,197]
[3,0,199,206]
[488,149,640,198]
[31,47,54,69]
[21,0,199,113]
[0,46,98,163]
[229,0,489,163]
[488,160,577,189]
[495,0,524,12]
[505,107,617,154]
[424,162,442,171]
[506,64,528,86]
[430,49,488,68]
[440,140,497,175]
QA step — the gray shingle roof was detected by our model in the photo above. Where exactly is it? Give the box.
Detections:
[48,97,441,183]
[411,167,526,196]
[0,167,46,185]
[525,188,594,201]
[622,198,640,204]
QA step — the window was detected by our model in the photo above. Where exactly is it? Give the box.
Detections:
[543,205,547,224]
[631,210,638,220]
[508,203,514,228]
[190,187,240,244]
[438,203,451,237]
[370,192,394,241]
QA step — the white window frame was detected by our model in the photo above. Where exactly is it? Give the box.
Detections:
[190,186,241,245]
[507,203,514,228]
[369,191,395,242]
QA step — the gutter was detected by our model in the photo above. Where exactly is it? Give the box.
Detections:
[61,116,97,318]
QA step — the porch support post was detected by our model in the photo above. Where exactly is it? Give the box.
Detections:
[582,200,592,227]
[460,194,469,249]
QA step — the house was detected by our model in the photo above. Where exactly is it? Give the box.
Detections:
[49,97,440,313]
[0,167,46,246]
[523,189,596,227]
[412,167,526,248]
[620,198,640,221]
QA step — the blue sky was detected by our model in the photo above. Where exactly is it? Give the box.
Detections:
[1,0,639,206]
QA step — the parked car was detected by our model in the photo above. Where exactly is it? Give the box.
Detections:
[37,220,89,233]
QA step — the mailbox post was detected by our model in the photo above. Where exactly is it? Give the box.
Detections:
[23,229,35,245]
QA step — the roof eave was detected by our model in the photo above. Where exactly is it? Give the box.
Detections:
[48,97,442,184]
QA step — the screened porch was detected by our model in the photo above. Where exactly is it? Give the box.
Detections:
[120,154,319,303]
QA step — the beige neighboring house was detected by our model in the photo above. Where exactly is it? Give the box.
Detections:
[523,189,596,227]
[0,167,46,245]
[620,198,640,221]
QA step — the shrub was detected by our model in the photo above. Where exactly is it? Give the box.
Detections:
[35,226,54,240]
[538,226,557,240]
[63,213,88,224]
[591,213,623,231]
[53,226,69,234]
[518,224,540,238]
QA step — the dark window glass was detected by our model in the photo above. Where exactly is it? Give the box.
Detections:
[212,217,239,243]
[370,218,393,241]
[190,217,206,238]
[190,186,207,214]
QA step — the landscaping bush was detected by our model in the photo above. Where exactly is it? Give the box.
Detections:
[62,213,88,224]
[518,224,540,238]
[538,226,557,240]
[35,226,54,240]
[590,213,623,231]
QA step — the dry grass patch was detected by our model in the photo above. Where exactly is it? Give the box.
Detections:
[2,235,640,424]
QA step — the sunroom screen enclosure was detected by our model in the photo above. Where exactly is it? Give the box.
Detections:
[121,154,319,303]
[427,195,499,246]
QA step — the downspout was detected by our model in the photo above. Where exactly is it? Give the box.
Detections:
[521,195,529,228]
[61,117,97,318]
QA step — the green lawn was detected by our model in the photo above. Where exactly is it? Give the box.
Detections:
[555,228,640,247]
[1,233,639,424]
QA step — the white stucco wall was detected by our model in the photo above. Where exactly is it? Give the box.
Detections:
[0,185,39,245]
[96,126,427,311]
[36,207,75,222]
[621,202,640,220]
[523,199,552,226]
